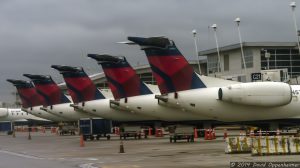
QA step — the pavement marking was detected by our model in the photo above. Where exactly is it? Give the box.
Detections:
[0,150,43,160]
[79,163,98,168]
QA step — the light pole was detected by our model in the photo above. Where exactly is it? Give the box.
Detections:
[290,2,300,54]
[211,24,221,72]
[192,29,202,75]
[234,17,248,78]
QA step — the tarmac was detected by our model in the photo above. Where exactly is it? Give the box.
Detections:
[0,131,300,168]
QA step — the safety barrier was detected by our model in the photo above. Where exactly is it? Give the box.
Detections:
[289,137,300,154]
[252,136,289,155]
[14,126,49,133]
[225,137,252,154]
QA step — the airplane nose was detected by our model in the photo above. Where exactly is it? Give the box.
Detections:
[0,108,8,117]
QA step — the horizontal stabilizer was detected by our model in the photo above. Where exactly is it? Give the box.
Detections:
[127,36,170,48]
[51,65,82,73]
[23,74,51,80]
[7,79,32,88]
[87,54,123,64]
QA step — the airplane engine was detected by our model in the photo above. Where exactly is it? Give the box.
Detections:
[218,82,292,107]
[0,108,8,118]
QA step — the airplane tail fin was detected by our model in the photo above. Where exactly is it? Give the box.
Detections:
[23,74,70,105]
[51,65,105,103]
[87,54,152,99]
[127,36,206,94]
[6,79,46,108]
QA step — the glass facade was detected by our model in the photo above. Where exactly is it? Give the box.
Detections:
[261,48,300,78]
[242,49,253,69]
[207,55,219,74]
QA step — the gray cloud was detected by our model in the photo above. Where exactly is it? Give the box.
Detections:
[1,0,300,102]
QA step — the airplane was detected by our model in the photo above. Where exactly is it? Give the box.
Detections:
[87,54,211,121]
[23,74,95,121]
[125,36,300,122]
[51,65,155,121]
[7,79,63,122]
[0,108,49,122]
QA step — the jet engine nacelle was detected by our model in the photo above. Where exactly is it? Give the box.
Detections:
[0,108,8,118]
[218,82,292,107]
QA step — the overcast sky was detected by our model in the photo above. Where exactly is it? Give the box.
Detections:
[1,0,300,103]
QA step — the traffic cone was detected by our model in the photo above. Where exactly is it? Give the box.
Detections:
[28,132,31,140]
[212,129,216,139]
[207,129,212,140]
[119,140,125,153]
[80,134,85,147]
[223,129,227,139]
[194,128,198,140]
[115,127,120,135]
[204,129,208,140]
[148,127,152,136]
[12,130,16,138]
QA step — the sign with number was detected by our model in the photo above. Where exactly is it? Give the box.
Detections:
[251,73,261,81]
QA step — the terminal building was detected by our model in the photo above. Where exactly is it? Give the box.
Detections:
[199,42,300,84]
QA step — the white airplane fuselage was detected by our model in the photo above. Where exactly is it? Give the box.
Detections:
[0,108,49,121]
[159,84,300,122]
[116,94,212,121]
[74,99,155,121]
[44,103,95,121]
[25,106,63,122]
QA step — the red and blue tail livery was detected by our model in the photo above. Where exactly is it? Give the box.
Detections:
[87,54,152,99]
[7,79,47,108]
[23,74,70,105]
[51,65,105,103]
[127,37,206,94]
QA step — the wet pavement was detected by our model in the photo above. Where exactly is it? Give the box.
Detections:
[0,131,299,168]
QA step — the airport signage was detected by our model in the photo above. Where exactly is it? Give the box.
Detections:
[251,73,261,81]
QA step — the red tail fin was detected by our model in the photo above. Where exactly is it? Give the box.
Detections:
[23,74,70,105]
[51,65,105,103]
[87,54,152,99]
[127,37,206,94]
[7,79,47,108]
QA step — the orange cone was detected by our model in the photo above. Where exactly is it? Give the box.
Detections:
[80,134,85,147]
[212,129,216,139]
[204,129,208,140]
[148,127,152,136]
[194,128,198,139]
[207,129,212,140]
[223,129,227,139]
[119,140,125,153]
[116,127,120,135]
